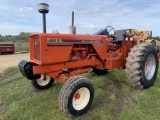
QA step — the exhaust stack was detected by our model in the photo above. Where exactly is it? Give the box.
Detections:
[69,11,76,34]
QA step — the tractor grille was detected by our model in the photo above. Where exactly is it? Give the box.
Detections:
[34,37,41,60]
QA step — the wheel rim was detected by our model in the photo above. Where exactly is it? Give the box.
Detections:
[145,54,156,80]
[72,87,90,110]
[36,74,51,86]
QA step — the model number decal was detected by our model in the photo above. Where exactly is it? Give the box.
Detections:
[47,38,103,44]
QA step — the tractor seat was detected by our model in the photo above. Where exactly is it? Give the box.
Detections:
[110,30,126,43]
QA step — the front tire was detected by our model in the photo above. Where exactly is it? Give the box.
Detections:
[125,43,159,89]
[31,74,54,90]
[58,76,94,117]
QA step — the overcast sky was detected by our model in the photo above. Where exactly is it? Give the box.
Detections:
[0,0,160,36]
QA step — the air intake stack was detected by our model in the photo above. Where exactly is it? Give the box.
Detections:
[37,3,49,33]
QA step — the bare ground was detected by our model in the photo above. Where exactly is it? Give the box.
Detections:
[0,53,29,73]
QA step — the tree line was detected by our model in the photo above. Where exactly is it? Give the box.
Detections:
[0,30,59,43]
[0,32,160,43]
[152,36,160,41]
[0,32,31,42]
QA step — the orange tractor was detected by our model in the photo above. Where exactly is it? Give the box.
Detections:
[18,3,160,117]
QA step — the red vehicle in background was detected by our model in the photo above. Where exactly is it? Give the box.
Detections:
[0,44,15,55]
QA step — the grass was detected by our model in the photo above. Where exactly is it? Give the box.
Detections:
[0,66,160,120]
[14,42,29,52]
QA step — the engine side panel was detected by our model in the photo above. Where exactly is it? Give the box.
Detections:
[29,33,108,65]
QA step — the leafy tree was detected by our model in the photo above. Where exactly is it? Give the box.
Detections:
[0,32,32,42]
[152,36,160,41]
[0,34,2,42]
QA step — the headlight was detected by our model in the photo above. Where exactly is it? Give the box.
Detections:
[125,37,129,41]
[130,37,134,41]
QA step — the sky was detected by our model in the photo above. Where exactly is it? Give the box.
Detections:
[0,0,160,36]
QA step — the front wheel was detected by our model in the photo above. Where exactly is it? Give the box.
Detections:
[58,76,94,117]
[31,74,54,90]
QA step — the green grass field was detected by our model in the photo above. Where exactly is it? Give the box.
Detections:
[0,66,160,120]
[14,42,29,52]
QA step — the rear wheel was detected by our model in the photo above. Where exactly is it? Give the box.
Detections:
[58,76,94,117]
[151,40,156,47]
[125,43,158,89]
[157,46,160,53]
[31,74,54,90]
[150,40,160,53]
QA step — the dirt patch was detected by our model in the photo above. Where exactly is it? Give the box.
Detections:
[0,71,24,89]
[92,74,139,119]
[0,53,29,73]
[0,68,19,87]
[107,75,138,118]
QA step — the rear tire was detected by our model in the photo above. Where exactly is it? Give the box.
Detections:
[31,74,54,90]
[157,46,160,53]
[151,40,156,47]
[125,43,158,89]
[58,76,94,117]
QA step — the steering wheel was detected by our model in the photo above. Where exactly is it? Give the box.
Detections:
[105,26,115,34]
